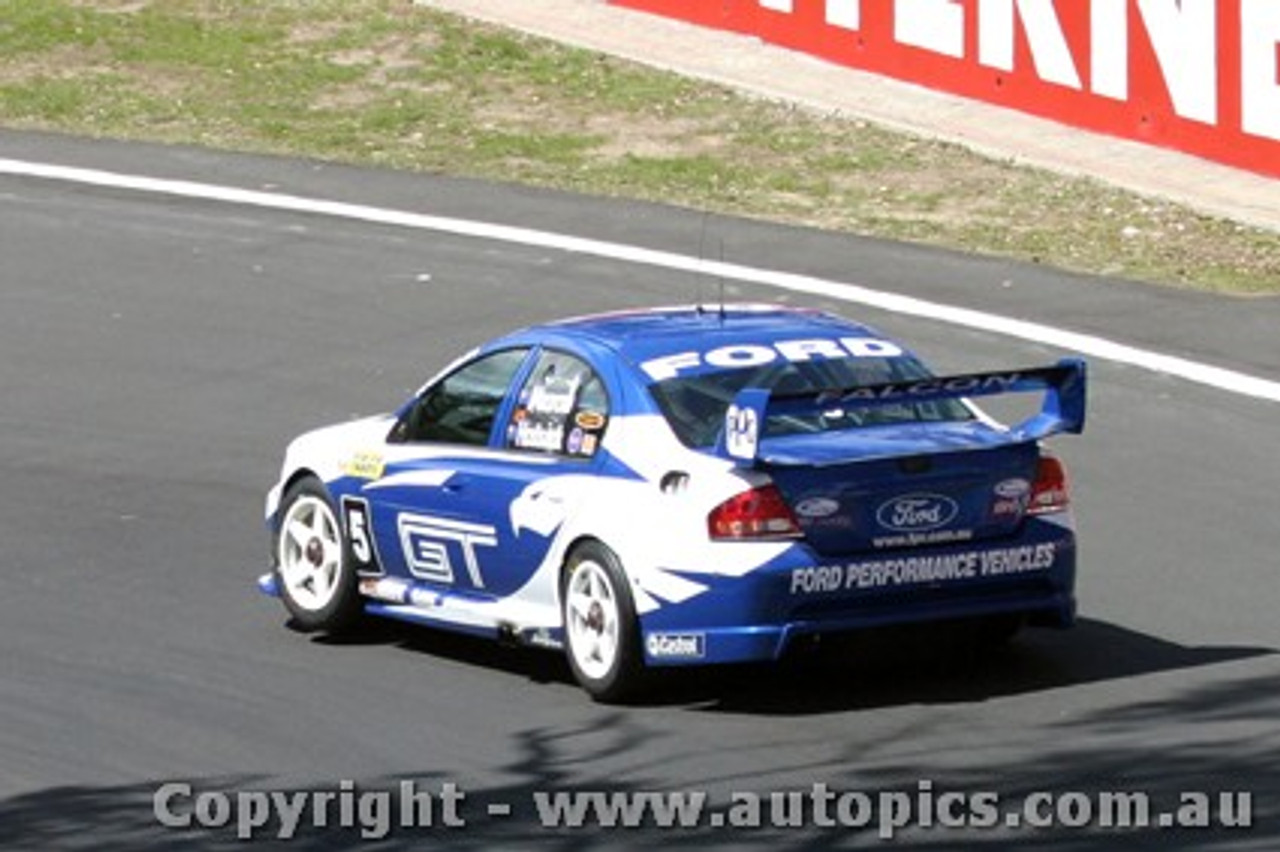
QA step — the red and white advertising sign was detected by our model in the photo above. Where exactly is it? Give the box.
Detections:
[611,0,1280,178]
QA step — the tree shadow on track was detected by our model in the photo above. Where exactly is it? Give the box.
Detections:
[306,615,1273,716]
[3,670,1277,851]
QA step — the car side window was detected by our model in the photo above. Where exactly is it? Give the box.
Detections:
[395,348,529,446]
[505,351,609,458]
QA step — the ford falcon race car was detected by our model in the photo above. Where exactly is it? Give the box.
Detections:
[259,305,1086,701]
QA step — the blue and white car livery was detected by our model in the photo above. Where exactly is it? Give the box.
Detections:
[260,305,1086,700]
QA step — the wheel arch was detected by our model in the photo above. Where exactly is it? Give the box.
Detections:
[557,535,608,592]
[274,468,326,520]
[556,532,665,626]
[556,534,647,620]
[269,468,331,558]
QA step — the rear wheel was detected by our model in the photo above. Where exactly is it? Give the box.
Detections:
[561,542,644,702]
[275,477,362,632]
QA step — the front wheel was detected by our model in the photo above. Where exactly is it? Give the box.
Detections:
[275,477,362,632]
[561,542,644,702]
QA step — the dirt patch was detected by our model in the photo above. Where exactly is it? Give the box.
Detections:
[588,114,727,160]
[0,45,118,84]
[66,0,147,12]
[310,34,449,111]
[332,34,432,76]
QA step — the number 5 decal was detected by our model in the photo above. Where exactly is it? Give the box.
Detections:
[341,496,383,576]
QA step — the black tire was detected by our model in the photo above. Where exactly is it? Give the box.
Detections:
[561,542,645,702]
[273,477,362,633]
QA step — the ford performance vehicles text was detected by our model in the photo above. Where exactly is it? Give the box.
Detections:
[259,306,1086,701]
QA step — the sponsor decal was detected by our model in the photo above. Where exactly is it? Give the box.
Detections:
[640,337,905,381]
[991,478,1031,518]
[991,498,1025,518]
[836,372,1023,403]
[788,542,1059,595]
[645,632,706,659]
[795,496,841,519]
[618,0,1280,177]
[808,515,856,530]
[511,420,565,453]
[526,374,581,416]
[525,628,564,651]
[358,577,410,603]
[341,451,385,481]
[995,478,1032,499]
[876,493,959,533]
[408,587,444,608]
[724,402,759,461]
[565,427,585,456]
[575,410,606,430]
[871,528,973,548]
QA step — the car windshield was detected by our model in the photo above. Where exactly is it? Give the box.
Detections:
[649,355,973,448]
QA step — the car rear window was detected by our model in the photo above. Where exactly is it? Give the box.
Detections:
[649,355,972,448]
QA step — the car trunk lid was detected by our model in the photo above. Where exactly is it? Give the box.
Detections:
[761,423,1039,556]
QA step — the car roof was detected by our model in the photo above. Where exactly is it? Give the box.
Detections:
[505,304,893,366]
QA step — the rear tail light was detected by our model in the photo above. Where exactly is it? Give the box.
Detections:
[1027,455,1071,516]
[708,484,802,540]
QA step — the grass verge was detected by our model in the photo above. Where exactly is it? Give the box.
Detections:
[1,0,1277,294]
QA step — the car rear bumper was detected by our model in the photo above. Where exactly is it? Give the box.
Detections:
[639,516,1077,666]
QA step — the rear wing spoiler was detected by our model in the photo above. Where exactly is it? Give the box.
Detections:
[715,358,1087,466]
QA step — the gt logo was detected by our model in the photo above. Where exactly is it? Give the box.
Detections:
[397,513,498,589]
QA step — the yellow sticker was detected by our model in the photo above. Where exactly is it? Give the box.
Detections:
[342,451,385,480]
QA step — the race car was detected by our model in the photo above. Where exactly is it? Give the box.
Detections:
[259,304,1086,701]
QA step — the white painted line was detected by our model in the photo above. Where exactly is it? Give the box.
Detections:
[3,157,1277,403]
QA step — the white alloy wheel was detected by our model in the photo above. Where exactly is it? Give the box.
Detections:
[565,558,621,682]
[278,494,344,613]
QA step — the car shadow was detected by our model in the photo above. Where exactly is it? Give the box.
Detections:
[306,616,1273,715]
[673,619,1273,714]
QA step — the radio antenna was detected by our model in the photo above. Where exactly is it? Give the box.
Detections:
[717,236,727,324]
[695,210,728,323]
[694,210,710,315]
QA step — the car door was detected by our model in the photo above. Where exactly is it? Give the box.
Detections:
[427,347,613,599]
[354,347,612,603]
[347,347,532,596]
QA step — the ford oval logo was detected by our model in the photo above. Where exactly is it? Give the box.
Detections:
[994,478,1031,499]
[876,493,959,532]
[795,497,841,519]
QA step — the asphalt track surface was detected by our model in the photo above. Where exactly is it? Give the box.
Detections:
[1,132,1277,850]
